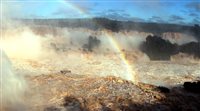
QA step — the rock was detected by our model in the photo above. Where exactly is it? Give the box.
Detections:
[63,96,87,111]
[154,95,162,100]
[140,35,178,60]
[179,42,200,58]
[44,106,62,111]
[183,81,200,93]
[60,70,71,74]
[156,86,170,93]
[140,35,200,60]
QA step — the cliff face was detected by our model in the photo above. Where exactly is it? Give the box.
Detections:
[17,18,199,41]
[162,32,197,45]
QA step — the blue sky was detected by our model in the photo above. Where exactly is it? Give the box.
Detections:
[2,0,200,25]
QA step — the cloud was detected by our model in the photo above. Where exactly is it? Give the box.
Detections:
[185,2,200,11]
[99,12,129,21]
[169,15,184,21]
[95,10,145,22]
[130,17,145,22]
[107,9,124,13]
[177,21,187,25]
[148,16,166,23]
[95,9,133,21]
[189,13,199,17]
[106,9,128,16]
[192,18,200,24]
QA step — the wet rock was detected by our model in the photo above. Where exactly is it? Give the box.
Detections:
[60,70,71,74]
[156,86,170,93]
[27,74,200,111]
[183,81,200,93]
[44,106,62,111]
[140,35,200,60]
[140,35,178,60]
[179,42,200,58]
[154,95,162,100]
[63,96,86,111]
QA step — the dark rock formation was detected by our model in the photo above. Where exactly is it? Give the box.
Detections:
[179,42,200,58]
[140,35,200,60]
[156,86,170,93]
[184,81,200,93]
[140,35,178,60]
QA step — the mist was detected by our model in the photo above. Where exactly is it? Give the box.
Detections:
[1,0,200,110]
[0,50,26,111]
[0,17,199,111]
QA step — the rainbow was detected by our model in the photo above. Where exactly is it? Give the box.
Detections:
[105,31,136,82]
[59,0,136,83]
[59,0,90,18]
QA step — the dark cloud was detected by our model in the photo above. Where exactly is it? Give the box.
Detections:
[169,15,184,21]
[130,17,145,22]
[192,18,200,24]
[185,2,200,11]
[177,21,187,25]
[100,12,129,21]
[189,13,199,17]
[97,11,146,22]
[151,16,161,19]
[180,10,188,14]
[95,10,133,21]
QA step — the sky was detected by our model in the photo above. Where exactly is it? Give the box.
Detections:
[2,0,200,25]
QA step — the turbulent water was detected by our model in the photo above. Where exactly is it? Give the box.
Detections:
[2,26,199,83]
[1,26,200,110]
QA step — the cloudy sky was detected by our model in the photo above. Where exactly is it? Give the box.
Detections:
[2,0,200,25]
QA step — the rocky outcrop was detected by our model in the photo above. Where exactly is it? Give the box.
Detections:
[140,35,178,60]
[179,42,200,58]
[140,35,200,60]
[25,74,200,111]
[184,81,200,93]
